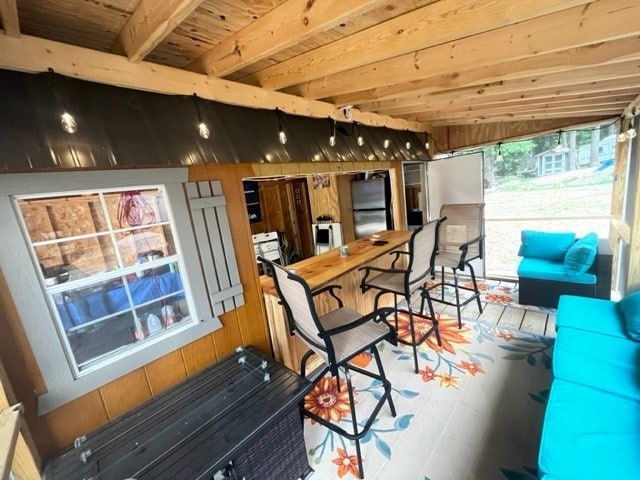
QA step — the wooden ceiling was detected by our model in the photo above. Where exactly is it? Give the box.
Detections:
[1,0,640,149]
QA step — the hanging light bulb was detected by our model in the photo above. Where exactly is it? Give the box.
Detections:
[383,138,390,149]
[276,108,287,145]
[329,118,336,146]
[496,142,503,162]
[617,130,627,143]
[405,140,411,149]
[424,132,430,150]
[60,112,78,134]
[354,122,364,146]
[198,122,210,139]
[554,130,563,153]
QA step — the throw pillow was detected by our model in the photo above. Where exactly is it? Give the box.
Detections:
[618,290,640,341]
[518,230,576,261]
[563,233,599,275]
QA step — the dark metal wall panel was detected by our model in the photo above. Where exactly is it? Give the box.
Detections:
[0,69,429,172]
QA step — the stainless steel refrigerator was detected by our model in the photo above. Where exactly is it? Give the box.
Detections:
[351,176,393,238]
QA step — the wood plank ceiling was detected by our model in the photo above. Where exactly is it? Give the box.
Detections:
[2,0,640,150]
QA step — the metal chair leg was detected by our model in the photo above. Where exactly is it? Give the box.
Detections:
[468,263,484,314]
[371,345,396,416]
[452,270,462,329]
[343,366,364,479]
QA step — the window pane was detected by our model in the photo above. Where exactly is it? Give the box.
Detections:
[17,193,108,241]
[34,236,118,278]
[52,263,191,371]
[115,225,176,268]
[104,189,169,230]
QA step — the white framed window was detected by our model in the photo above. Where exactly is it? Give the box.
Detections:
[0,169,241,414]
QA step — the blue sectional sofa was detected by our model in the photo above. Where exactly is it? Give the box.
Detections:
[538,291,640,479]
[517,230,612,308]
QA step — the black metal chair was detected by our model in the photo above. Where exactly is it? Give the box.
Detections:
[259,256,397,479]
[359,221,441,373]
[425,203,485,328]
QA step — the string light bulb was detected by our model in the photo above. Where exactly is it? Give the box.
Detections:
[198,122,210,139]
[405,130,411,149]
[424,132,430,150]
[383,138,390,149]
[276,108,287,145]
[192,94,210,139]
[329,118,336,147]
[554,130,563,152]
[354,122,364,146]
[496,142,503,162]
[60,112,78,134]
[626,108,637,140]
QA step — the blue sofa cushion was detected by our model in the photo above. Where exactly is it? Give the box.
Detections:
[538,379,640,480]
[553,326,640,402]
[517,258,596,285]
[563,232,598,275]
[618,290,640,341]
[556,295,627,339]
[518,230,576,261]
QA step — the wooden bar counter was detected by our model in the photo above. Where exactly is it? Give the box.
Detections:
[260,230,411,372]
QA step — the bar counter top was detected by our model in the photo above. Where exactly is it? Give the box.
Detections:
[260,229,411,295]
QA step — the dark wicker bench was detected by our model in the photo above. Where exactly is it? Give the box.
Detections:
[44,346,313,480]
[519,238,613,309]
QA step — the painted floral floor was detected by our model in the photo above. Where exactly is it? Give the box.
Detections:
[303,315,553,480]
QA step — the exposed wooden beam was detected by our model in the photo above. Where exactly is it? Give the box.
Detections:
[336,35,640,107]
[288,0,640,100]
[411,101,630,123]
[187,0,386,77]
[407,96,635,120]
[0,0,19,38]
[424,108,624,126]
[0,33,427,132]
[375,89,640,117]
[111,0,205,63]
[364,77,640,116]
[240,0,590,90]
[358,62,640,119]
[431,117,615,151]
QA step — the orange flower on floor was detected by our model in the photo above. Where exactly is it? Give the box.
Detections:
[426,316,471,355]
[465,281,489,291]
[419,365,436,383]
[438,374,460,388]
[350,351,372,368]
[485,293,512,304]
[498,330,515,341]
[304,376,352,424]
[458,360,484,376]
[332,448,360,478]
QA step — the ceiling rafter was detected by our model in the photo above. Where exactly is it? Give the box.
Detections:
[0,33,428,132]
[363,78,640,116]
[111,0,205,63]
[186,0,386,77]
[409,99,633,123]
[240,0,591,90]
[333,35,640,107]
[424,109,623,126]
[356,62,640,120]
[0,0,19,37]
[286,0,640,101]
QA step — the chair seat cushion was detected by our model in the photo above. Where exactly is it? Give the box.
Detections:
[538,379,640,480]
[517,258,596,285]
[556,295,627,339]
[433,250,462,269]
[553,326,640,402]
[318,307,392,364]
[363,270,405,296]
